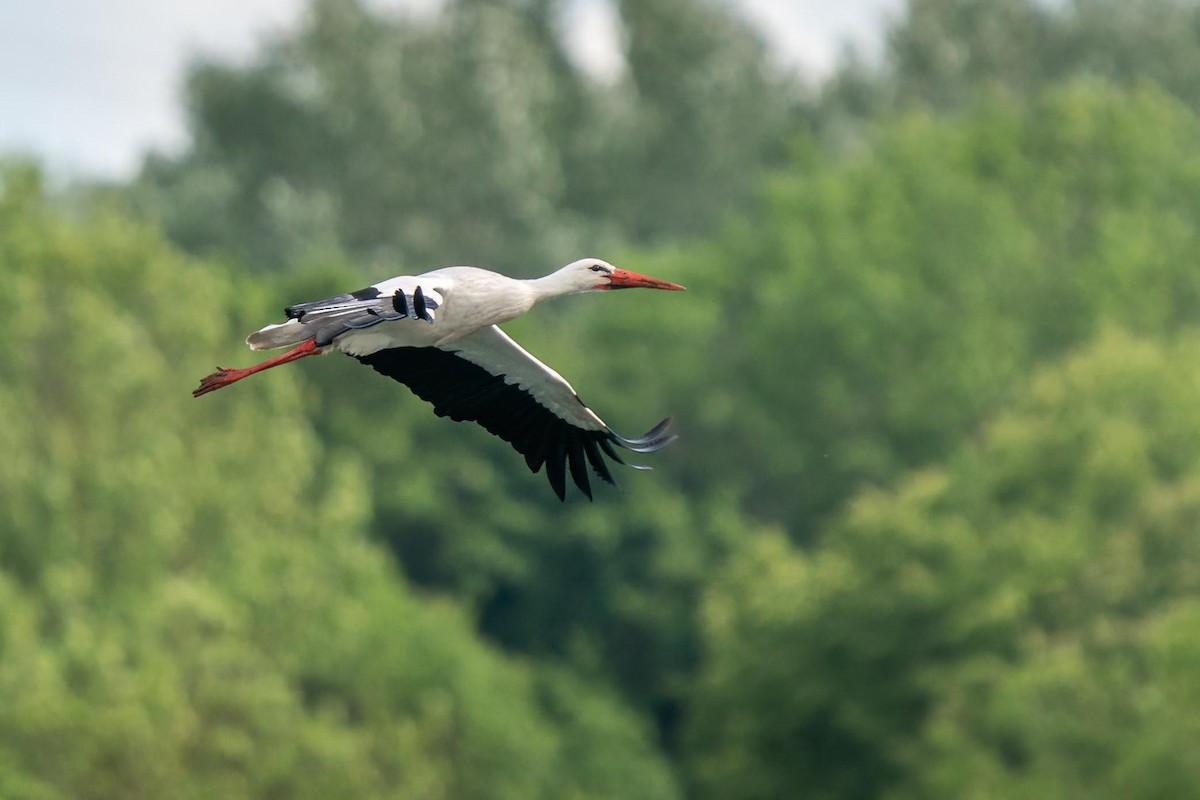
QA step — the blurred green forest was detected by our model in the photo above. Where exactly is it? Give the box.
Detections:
[7,0,1200,796]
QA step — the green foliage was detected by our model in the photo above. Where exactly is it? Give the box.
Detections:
[613,0,792,237]
[823,0,1200,123]
[687,331,1200,799]
[128,0,793,273]
[614,83,1200,533]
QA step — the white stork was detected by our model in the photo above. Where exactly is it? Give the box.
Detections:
[194,258,685,500]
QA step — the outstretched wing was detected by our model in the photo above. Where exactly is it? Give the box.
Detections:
[355,326,676,500]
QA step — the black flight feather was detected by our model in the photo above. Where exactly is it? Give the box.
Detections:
[355,346,670,499]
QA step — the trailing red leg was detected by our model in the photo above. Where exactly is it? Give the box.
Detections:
[193,338,322,398]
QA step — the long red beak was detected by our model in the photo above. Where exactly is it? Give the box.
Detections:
[601,268,687,291]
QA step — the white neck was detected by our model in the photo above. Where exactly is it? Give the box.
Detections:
[526,268,589,301]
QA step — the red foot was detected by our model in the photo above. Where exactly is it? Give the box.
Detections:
[193,367,249,397]
[192,338,322,399]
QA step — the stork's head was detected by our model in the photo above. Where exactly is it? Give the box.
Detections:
[561,258,687,293]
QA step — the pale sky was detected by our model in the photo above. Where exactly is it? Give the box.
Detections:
[0,0,901,180]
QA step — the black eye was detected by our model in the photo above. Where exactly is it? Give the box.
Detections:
[589,265,604,273]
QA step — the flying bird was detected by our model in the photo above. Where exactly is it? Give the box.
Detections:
[194,258,685,500]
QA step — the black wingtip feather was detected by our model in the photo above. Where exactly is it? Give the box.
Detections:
[599,436,627,465]
[545,437,567,501]
[583,439,616,486]
[618,433,679,453]
[567,440,592,500]
[621,417,674,445]
[523,422,552,474]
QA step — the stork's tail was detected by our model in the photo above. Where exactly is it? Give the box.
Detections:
[246,321,309,351]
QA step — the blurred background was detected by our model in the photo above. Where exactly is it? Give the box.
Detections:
[4,0,1200,797]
